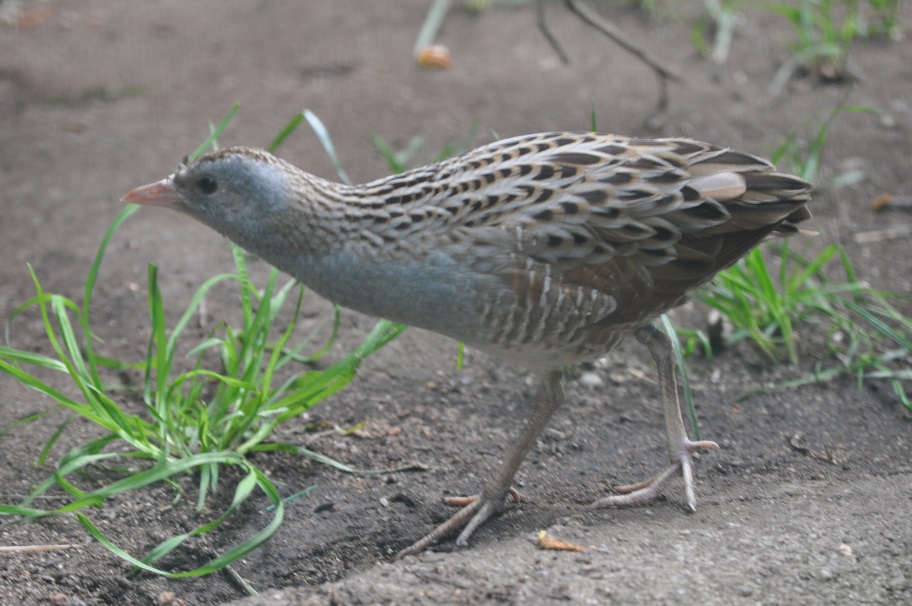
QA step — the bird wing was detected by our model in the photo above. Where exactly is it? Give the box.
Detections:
[463,134,803,253]
[358,133,810,325]
[450,133,811,324]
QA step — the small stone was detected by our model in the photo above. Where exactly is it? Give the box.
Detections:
[737,585,755,597]
[157,593,175,605]
[578,372,604,388]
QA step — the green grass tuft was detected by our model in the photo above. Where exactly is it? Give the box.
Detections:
[693,241,911,408]
[0,108,406,577]
[767,0,903,93]
[771,94,878,187]
[692,0,745,63]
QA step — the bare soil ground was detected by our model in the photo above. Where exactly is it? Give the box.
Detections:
[1,1,910,605]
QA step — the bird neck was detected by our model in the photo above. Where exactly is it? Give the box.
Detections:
[271,164,444,254]
[222,169,414,306]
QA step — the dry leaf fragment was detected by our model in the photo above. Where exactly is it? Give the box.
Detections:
[870,193,893,212]
[416,45,452,69]
[536,530,587,552]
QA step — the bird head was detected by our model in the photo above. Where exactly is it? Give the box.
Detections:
[121,147,293,243]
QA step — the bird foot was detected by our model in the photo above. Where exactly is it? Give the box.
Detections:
[396,489,522,559]
[591,438,718,511]
[398,372,563,558]
[444,487,523,507]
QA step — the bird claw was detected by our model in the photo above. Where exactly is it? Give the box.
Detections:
[592,438,718,510]
[396,489,520,559]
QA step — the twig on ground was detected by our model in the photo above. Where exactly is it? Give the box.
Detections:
[853,225,912,244]
[537,0,681,115]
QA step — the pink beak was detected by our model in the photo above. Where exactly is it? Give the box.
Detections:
[120,176,184,210]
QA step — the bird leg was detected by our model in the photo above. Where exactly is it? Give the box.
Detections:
[592,324,718,511]
[397,371,564,558]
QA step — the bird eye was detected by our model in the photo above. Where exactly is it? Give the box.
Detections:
[197,176,218,195]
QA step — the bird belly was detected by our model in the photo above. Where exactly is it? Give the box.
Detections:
[288,249,493,342]
[281,248,631,372]
[464,329,627,373]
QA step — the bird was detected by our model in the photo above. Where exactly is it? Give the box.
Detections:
[122,131,812,557]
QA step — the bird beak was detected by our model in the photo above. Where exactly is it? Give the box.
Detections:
[121,176,183,210]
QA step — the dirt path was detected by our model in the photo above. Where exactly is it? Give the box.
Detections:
[1,1,909,604]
